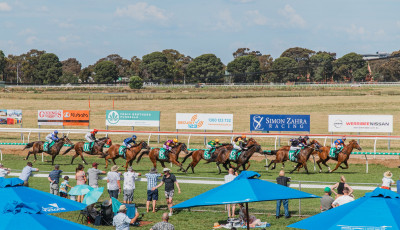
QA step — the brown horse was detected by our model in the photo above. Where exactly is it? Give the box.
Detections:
[23,136,73,165]
[103,141,150,171]
[313,139,362,173]
[62,137,112,165]
[136,142,189,172]
[181,144,230,173]
[265,140,319,170]
[289,143,321,174]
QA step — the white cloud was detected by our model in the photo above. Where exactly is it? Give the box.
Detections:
[115,3,170,22]
[396,21,400,28]
[245,10,269,26]
[214,9,241,32]
[18,28,35,35]
[0,2,12,11]
[346,24,365,36]
[279,4,306,28]
[26,36,37,45]
[58,35,80,43]
[37,6,48,12]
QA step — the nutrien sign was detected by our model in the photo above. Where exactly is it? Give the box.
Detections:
[250,114,310,132]
[328,115,393,133]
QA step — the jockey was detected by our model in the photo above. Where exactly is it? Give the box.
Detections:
[207,139,220,160]
[290,137,302,161]
[45,130,59,143]
[123,135,137,148]
[232,137,246,160]
[299,135,310,147]
[334,136,346,153]
[85,129,98,143]
[163,139,178,158]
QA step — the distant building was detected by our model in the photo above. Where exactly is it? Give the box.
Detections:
[362,52,390,60]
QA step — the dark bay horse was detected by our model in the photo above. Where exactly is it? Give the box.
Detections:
[289,143,320,174]
[62,137,112,165]
[102,141,150,171]
[313,139,362,173]
[136,143,189,172]
[181,144,229,173]
[227,138,262,172]
[23,136,73,165]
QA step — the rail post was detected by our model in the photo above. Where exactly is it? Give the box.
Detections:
[298,181,302,217]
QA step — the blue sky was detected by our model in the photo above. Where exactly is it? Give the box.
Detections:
[1,0,399,67]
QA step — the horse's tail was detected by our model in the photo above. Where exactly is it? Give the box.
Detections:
[23,142,35,150]
[181,151,193,164]
[136,150,150,163]
[62,145,75,155]
[263,150,277,155]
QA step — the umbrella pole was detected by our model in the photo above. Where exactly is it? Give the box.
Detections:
[246,202,250,230]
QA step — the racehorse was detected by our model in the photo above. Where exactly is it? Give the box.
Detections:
[289,142,321,174]
[312,139,362,173]
[265,140,318,170]
[136,142,189,172]
[227,138,262,172]
[23,136,73,165]
[181,144,230,173]
[102,141,149,171]
[62,137,112,165]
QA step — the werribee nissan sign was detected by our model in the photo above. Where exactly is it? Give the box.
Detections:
[328,115,393,133]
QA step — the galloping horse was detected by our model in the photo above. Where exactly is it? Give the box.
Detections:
[289,142,320,174]
[23,136,73,165]
[62,137,112,165]
[136,142,189,172]
[181,144,230,173]
[103,141,150,171]
[313,139,362,173]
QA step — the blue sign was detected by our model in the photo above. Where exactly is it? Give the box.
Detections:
[250,114,310,132]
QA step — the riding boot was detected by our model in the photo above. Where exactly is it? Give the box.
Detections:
[210,148,217,160]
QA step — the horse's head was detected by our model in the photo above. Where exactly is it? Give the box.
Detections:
[311,142,321,152]
[178,143,189,154]
[310,139,321,146]
[246,138,258,146]
[349,140,362,151]
[106,138,112,146]
[141,141,150,150]
[63,136,73,145]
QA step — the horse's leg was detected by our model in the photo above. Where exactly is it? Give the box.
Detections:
[244,161,250,170]
[316,159,323,173]
[290,163,301,174]
[217,163,222,174]
[112,158,117,166]
[33,153,37,163]
[25,151,32,160]
[266,160,275,169]
[160,161,166,168]
[79,153,88,165]
[322,160,331,172]
[170,158,186,173]
[51,155,56,165]
[188,159,200,174]
[281,162,285,169]
[330,161,342,173]
[340,160,349,169]
[104,155,110,169]
[303,163,309,174]
[71,153,78,164]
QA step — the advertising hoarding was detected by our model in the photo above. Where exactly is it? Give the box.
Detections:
[176,113,233,130]
[328,115,393,133]
[250,114,310,132]
[106,110,160,127]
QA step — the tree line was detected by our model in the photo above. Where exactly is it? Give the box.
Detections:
[1,47,400,85]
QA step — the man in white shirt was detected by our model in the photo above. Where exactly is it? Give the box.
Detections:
[113,205,139,230]
[332,187,354,207]
[123,166,141,204]
[19,162,39,187]
[224,168,238,218]
[0,163,11,178]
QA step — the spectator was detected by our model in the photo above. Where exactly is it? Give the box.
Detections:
[238,203,262,227]
[59,176,72,198]
[150,212,175,230]
[48,164,62,195]
[152,168,181,217]
[224,168,238,218]
[276,170,290,219]
[75,164,87,202]
[381,171,395,190]
[19,162,39,187]
[87,162,106,188]
[332,187,354,207]
[331,175,353,198]
[397,176,400,195]
[108,165,121,200]
[123,166,141,204]
[146,168,161,213]
[0,163,11,178]
[320,187,334,212]
[112,204,139,230]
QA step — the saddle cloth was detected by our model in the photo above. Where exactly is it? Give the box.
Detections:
[229,149,241,160]
[84,142,95,152]
[43,141,55,152]
[159,148,167,160]
[329,146,343,158]
[204,148,216,160]
[119,146,126,158]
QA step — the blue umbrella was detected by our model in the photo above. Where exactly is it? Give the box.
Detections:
[172,171,319,230]
[0,179,86,214]
[82,187,104,205]
[288,188,400,230]
[68,185,93,196]
[0,200,95,230]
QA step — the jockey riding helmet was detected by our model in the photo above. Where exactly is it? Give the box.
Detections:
[93,129,98,133]
[54,130,58,134]
[215,139,219,143]
[132,135,137,139]
[173,138,178,143]
[305,135,309,140]
[241,134,246,138]
[238,137,242,141]
[342,136,346,140]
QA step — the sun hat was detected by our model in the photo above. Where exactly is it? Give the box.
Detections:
[324,187,331,193]
[111,165,119,172]
[119,205,127,212]
[384,171,393,178]
[150,168,157,173]
[163,168,171,173]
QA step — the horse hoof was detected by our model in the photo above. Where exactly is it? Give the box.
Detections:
[319,170,322,173]
[328,170,332,173]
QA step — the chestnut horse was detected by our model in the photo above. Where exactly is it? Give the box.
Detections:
[62,137,112,165]
[23,136,73,165]
[312,139,362,173]
[102,141,150,171]
[136,142,189,172]
[289,143,321,174]
[181,144,230,173]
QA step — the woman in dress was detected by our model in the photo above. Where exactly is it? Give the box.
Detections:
[75,164,87,202]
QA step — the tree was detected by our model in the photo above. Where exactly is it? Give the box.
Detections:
[269,57,298,82]
[93,61,118,83]
[21,49,46,83]
[310,52,336,82]
[139,52,172,83]
[96,54,132,78]
[162,49,192,84]
[186,54,225,83]
[130,56,142,76]
[334,52,367,82]
[61,58,82,76]
[0,50,5,81]
[34,53,62,84]
[257,54,273,82]
[227,55,261,83]
[232,48,261,59]
[79,67,93,83]
[377,59,400,82]
[280,47,315,81]
[129,76,143,89]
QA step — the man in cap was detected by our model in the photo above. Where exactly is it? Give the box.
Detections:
[146,168,161,213]
[87,162,106,188]
[320,187,334,212]
[152,168,181,216]
[0,163,11,178]
[19,162,39,187]
[107,165,121,200]
[112,204,139,230]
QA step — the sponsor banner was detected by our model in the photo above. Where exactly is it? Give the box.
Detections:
[328,115,393,133]
[250,114,310,132]
[176,113,233,130]
[63,110,89,126]
[0,109,22,125]
[38,110,63,125]
[106,110,160,127]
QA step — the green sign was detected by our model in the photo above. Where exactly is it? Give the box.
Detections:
[106,110,160,127]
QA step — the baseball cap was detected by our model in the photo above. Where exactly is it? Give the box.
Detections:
[324,187,331,193]
[92,162,99,167]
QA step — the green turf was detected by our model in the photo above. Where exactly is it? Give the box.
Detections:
[2,153,397,229]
